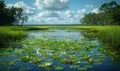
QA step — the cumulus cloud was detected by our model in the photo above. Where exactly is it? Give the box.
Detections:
[64,10,74,18]
[86,4,93,8]
[92,8,100,13]
[7,1,36,15]
[34,0,69,10]
[77,9,86,14]
[28,11,60,24]
[38,11,59,17]
[28,10,81,24]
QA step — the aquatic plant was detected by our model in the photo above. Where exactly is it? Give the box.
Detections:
[0,28,109,71]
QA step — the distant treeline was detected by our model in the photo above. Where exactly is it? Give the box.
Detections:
[0,0,27,26]
[80,1,120,25]
[24,24,81,26]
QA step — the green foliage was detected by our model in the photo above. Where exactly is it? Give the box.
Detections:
[0,26,49,47]
[80,1,120,25]
[0,34,105,70]
[0,0,28,26]
[0,26,120,70]
[76,26,120,48]
[0,26,26,47]
[97,26,120,48]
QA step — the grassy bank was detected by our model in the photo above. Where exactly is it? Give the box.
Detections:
[72,26,120,61]
[0,26,48,47]
[72,26,120,49]
[0,26,120,49]
[0,26,26,47]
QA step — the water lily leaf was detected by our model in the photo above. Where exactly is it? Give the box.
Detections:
[98,48,104,51]
[78,67,87,70]
[54,66,63,70]
[8,60,16,65]
[38,62,53,67]
[59,58,67,64]
[94,60,102,64]
[21,56,31,62]
[83,65,93,68]
[80,61,89,64]
[70,65,79,69]
[32,58,40,64]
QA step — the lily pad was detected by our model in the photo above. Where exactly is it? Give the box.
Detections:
[70,65,79,69]
[83,65,93,68]
[39,62,53,67]
[54,66,63,70]
[78,67,87,71]
[21,56,31,62]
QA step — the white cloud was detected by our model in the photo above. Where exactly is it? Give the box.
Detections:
[64,10,74,18]
[38,11,59,17]
[28,11,60,24]
[28,10,81,24]
[34,0,69,10]
[92,8,100,13]
[86,4,93,8]
[77,9,86,14]
[7,1,36,15]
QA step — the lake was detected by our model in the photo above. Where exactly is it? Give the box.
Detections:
[0,28,120,71]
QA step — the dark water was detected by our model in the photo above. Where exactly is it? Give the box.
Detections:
[0,28,120,71]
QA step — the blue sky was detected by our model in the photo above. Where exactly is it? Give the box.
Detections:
[5,0,120,24]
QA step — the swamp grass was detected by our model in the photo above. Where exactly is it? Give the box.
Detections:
[72,26,120,61]
[46,25,120,49]
[71,26,120,49]
[0,26,120,49]
[0,26,26,47]
[0,25,120,70]
[0,26,120,48]
[0,26,48,47]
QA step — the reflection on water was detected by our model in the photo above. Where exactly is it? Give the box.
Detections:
[27,29,84,41]
[0,28,120,71]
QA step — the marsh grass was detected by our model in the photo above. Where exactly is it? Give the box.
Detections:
[0,26,27,47]
[72,26,120,48]
[71,26,120,62]
[0,26,120,71]
[20,26,49,30]
[0,26,49,47]
[1,26,119,49]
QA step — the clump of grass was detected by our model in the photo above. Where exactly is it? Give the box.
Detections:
[0,26,27,47]
[20,26,49,31]
[71,26,120,62]
[75,26,120,48]
[96,26,120,48]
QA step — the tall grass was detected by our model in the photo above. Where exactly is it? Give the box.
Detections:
[96,26,120,48]
[73,26,120,48]
[0,26,26,47]
[0,26,49,47]
[0,26,119,49]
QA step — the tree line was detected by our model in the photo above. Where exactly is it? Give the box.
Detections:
[80,1,120,25]
[0,0,28,26]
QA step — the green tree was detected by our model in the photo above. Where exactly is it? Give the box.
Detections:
[80,1,120,25]
[99,1,118,12]
[0,0,28,26]
[8,7,28,25]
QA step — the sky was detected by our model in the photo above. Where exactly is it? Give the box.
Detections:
[4,0,120,25]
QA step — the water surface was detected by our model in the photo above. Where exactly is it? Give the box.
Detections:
[0,28,120,71]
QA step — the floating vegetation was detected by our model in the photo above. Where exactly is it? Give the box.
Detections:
[39,61,53,67]
[0,29,111,71]
[84,65,93,68]
[78,67,88,71]
[21,56,31,62]
[54,66,63,70]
